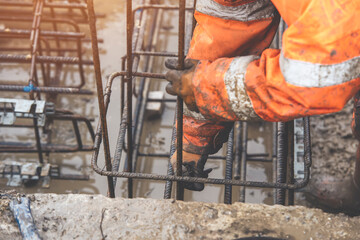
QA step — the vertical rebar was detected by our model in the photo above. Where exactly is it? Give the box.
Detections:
[275,122,288,205]
[191,0,197,33]
[234,121,242,180]
[76,38,86,88]
[132,6,162,194]
[87,0,115,198]
[287,121,295,205]
[32,104,44,164]
[29,0,44,100]
[239,122,248,202]
[72,120,83,149]
[120,58,126,116]
[303,117,312,170]
[224,127,234,204]
[175,0,186,201]
[126,0,134,198]
[272,122,278,204]
[164,116,177,199]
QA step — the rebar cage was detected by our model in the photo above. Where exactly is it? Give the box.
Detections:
[89,0,312,204]
[0,0,100,183]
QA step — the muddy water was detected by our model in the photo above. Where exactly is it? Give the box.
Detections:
[0,0,275,204]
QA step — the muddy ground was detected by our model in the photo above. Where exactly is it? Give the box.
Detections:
[1,193,360,240]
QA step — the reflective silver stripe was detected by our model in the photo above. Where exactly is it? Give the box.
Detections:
[224,56,261,121]
[196,0,276,22]
[184,104,207,120]
[280,52,360,88]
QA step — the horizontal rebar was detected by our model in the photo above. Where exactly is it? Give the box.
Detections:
[0,143,93,153]
[0,85,93,95]
[91,112,311,189]
[0,54,93,65]
[0,28,85,38]
[0,1,87,9]
[106,71,165,80]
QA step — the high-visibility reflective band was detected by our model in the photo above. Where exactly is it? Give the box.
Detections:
[280,52,360,88]
[224,56,261,121]
[183,104,207,120]
[196,0,276,22]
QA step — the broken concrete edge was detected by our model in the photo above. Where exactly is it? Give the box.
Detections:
[1,193,360,240]
[9,197,41,240]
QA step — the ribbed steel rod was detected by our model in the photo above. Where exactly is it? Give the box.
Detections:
[0,54,93,65]
[175,0,186,201]
[224,127,234,204]
[28,0,44,99]
[272,122,278,204]
[87,0,115,198]
[239,122,248,202]
[126,0,134,198]
[0,85,92,94]
[234,122,242,180]
[287,121,295,205]
[275,122,288,205]
[164,115,177,199]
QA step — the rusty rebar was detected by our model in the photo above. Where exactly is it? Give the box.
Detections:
[174,0,186,201]
[275,122,288,205]
[239,122,248,203]
[224,127,234,204]
[0,85,92,94]
[87,0,115,198]
[126,0,134,199]
[28,0,44,99]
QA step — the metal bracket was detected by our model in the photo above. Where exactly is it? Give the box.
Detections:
[294,118,305,179]
[0,98,54,126]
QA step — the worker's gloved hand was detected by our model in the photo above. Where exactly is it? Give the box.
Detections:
[170,150,211,191]
[165,58,200,112]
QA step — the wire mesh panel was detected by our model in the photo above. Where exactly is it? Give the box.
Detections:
[88,0,312,204]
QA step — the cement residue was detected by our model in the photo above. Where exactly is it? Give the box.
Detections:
[0,190,21,239]
[1,193,360,239]
[310,101,356,178]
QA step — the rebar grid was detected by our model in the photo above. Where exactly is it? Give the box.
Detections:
[0,0,97,95]
[0,1,98,172]
[89,0,312,204]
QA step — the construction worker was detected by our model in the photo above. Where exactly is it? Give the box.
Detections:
[165,0,360,213]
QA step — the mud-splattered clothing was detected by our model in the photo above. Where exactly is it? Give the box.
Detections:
[182,0,360,154]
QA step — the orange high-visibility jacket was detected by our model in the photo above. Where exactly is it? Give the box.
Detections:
[182,0,360,154]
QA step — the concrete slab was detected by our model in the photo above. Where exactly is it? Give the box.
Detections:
[1,194,360,240]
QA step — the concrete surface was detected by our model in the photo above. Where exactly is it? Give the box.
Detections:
[1,193,360,240]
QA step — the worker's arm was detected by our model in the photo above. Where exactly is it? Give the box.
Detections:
[170,0,280,154]
[187,0,279,61]
[175,0,360,122]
